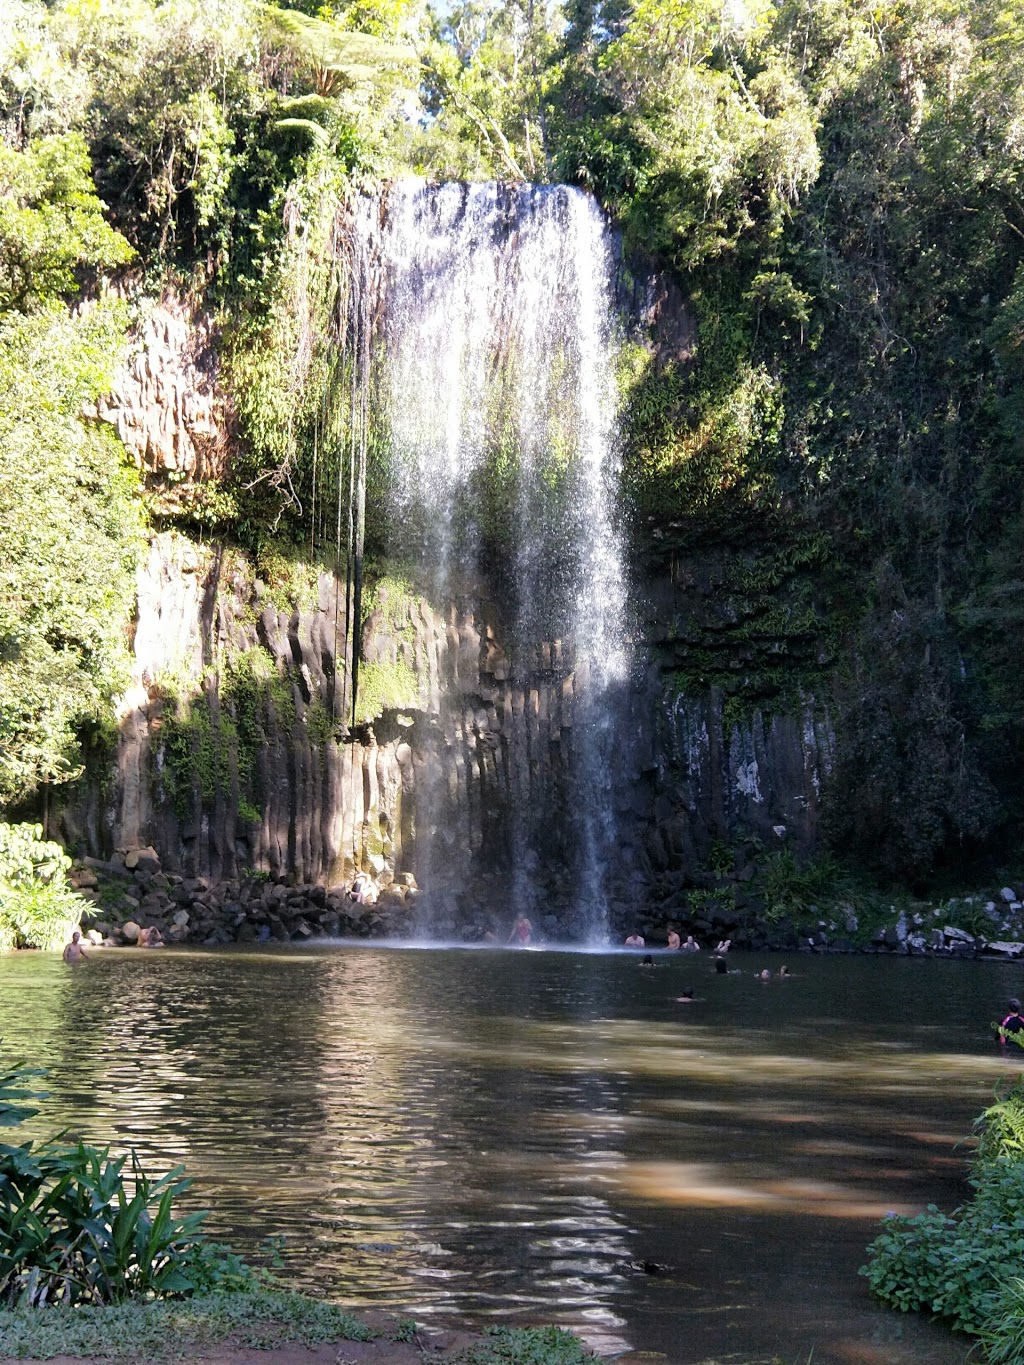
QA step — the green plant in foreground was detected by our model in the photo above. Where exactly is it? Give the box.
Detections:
[0,823,83,953]
[977,1083,1024,1160]
[979,1276,1024,1364]
[0,1058,248,1307]
[862,1081,1024,1338]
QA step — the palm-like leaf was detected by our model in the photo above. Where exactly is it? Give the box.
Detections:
[259,6,415,98]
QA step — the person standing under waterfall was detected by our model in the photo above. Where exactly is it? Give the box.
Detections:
[509,913,533,946]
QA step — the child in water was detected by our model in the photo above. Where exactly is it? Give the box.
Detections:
[996,998,1024,1049]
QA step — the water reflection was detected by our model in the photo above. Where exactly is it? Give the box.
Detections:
[0,946,1000,1363]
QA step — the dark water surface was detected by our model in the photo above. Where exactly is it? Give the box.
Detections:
[0,944,1017,1364]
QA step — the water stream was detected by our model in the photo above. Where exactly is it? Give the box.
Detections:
[1,946,1004,1364]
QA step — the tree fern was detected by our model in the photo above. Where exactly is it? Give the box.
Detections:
[259,7,414,99]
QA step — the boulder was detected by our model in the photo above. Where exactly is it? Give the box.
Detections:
[121,920,141,943]
[985,941,1024,957]
[124,846,161,874]
[943,926,976,944]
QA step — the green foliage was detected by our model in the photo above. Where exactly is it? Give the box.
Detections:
[0,302,144,809]
[759,851,817,925]
[863,1084,1024,1341]
[262,7,415,100]
[353,658,419,724]
[158,654,280,824]
[977,1084,1024,1163]
[978,1276,1024,1365]
[444,1325,597,1365]
[255,543,322,614]
[415,0,559,181]
[236,798,262,826]
[0,133,134,311]
[862,1158,1024,1336]
[0,823,84,954]
[823,601,997,883]
[0,1058,251,1308]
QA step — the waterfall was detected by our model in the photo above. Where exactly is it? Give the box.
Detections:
[352,180,630,942]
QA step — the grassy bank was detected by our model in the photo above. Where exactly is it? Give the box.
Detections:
[0,1287,596,1365]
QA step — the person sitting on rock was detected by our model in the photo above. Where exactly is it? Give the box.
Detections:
[62,930,89,964]
[624,932,645,947]
[350,872,378,906]
[138,925,164,948]
[666,928,681,950]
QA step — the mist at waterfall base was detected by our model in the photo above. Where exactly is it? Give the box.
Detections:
[2,946,991,1365]
[350,182,631,944]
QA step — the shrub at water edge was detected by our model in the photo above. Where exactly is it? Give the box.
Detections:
[862,1080,1024,1354]
[0,823,84,953]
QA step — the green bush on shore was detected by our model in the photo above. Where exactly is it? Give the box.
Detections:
[0,823,83,953]
[863,1081,1024,1357]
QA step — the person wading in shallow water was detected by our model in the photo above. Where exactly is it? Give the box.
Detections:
[62,930,88,964]
[508,913,533,945]
[996,998,1024,1049]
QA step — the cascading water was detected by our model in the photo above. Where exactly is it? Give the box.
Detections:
[353,180,630,942]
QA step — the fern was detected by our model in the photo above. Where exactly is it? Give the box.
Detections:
[976,1082,1024,1161]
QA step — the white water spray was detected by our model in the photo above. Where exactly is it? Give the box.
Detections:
[355,180,630,940]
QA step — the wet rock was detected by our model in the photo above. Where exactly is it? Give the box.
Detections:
[121,920,141,942]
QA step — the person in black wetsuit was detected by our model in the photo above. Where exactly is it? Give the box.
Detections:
[996,998,1024,1049]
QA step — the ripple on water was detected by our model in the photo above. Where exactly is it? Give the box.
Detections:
[0,946,987,1365]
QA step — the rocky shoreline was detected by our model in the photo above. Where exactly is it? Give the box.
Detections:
[70,847,418,948]
[68,847,1024,960]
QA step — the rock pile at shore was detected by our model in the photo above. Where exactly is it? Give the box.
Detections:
[69,848,417,947]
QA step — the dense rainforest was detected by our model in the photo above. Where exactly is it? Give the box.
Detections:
[3,0,1024,931]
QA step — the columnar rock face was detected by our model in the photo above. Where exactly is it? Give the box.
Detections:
[64,534,833,936]
[89,295,231,479]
